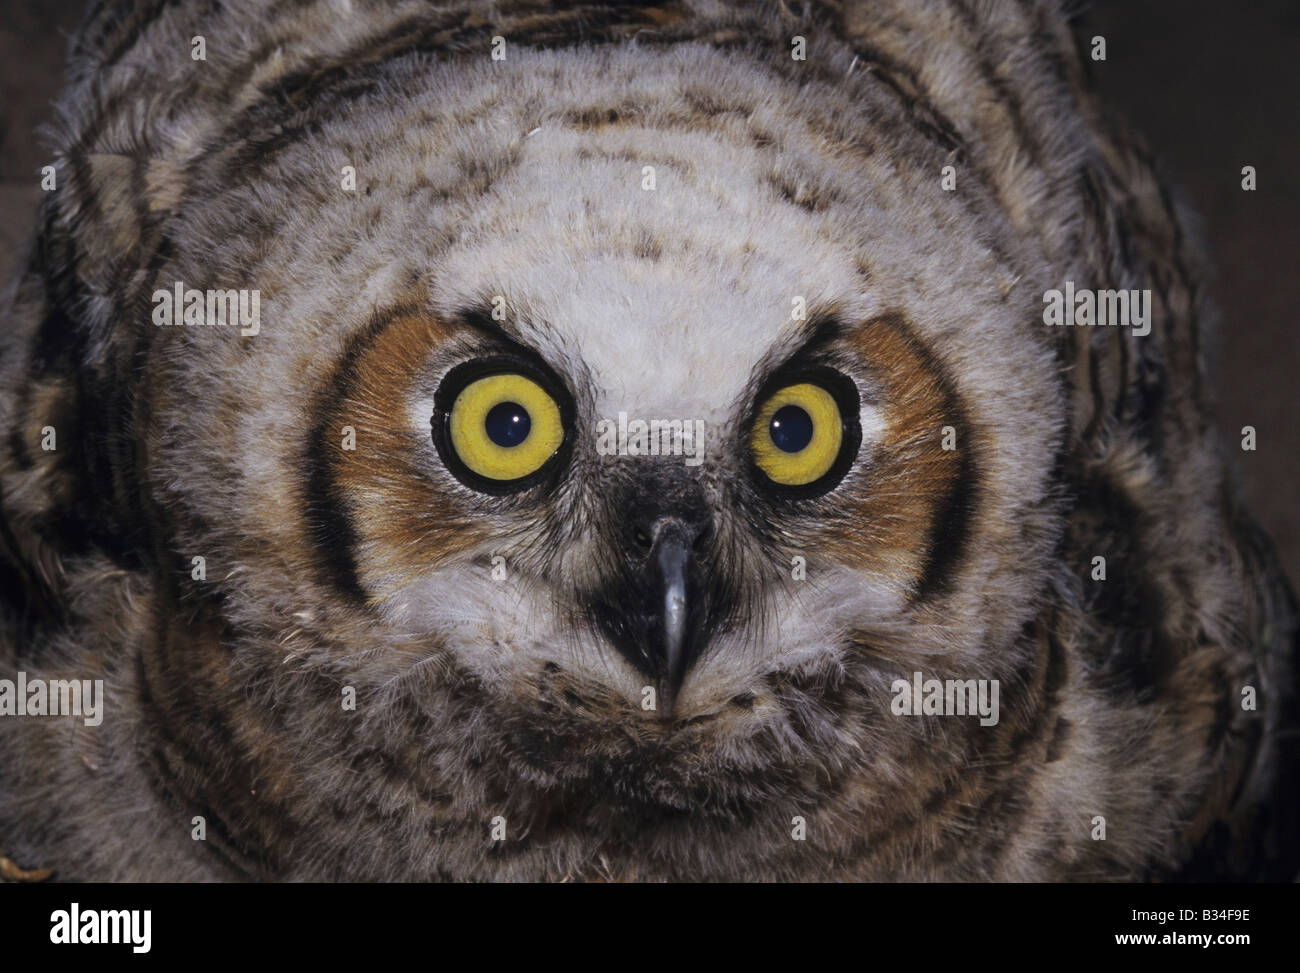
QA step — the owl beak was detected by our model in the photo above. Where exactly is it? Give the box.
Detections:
[587,493,723,714]
[653,521,692,703]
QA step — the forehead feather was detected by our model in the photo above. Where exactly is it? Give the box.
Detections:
[428,137,864,420]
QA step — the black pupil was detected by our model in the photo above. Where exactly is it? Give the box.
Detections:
[485,401,531,447]
[770,405,814,453]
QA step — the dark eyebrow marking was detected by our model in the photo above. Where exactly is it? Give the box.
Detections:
[786,308,847,363]
[451,304,577,413]
[455,305,567,366]
[457,305,523,346]
[746,305,849,399]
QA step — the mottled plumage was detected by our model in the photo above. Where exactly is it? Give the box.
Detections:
[0,0,1296,881]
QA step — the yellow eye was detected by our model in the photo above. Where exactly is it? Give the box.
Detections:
[447,373,564,482]
[750,382,844,486]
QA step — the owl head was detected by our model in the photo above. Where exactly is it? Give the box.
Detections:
[3,0,1275,884]
[0,0,1115,883]
[111,32,1070,837]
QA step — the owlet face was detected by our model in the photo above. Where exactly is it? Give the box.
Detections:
[168,47,1054,804]
[2,0,1292,884]
[142,47,1055,842]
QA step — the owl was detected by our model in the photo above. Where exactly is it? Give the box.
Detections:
[0,0,1296,883]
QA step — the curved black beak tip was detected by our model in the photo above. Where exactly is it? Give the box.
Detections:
[653,521,692,706]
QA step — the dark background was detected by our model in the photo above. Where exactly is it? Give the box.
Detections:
[1,0,1296,584]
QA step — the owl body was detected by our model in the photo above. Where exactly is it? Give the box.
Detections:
[0,0,1295,881]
